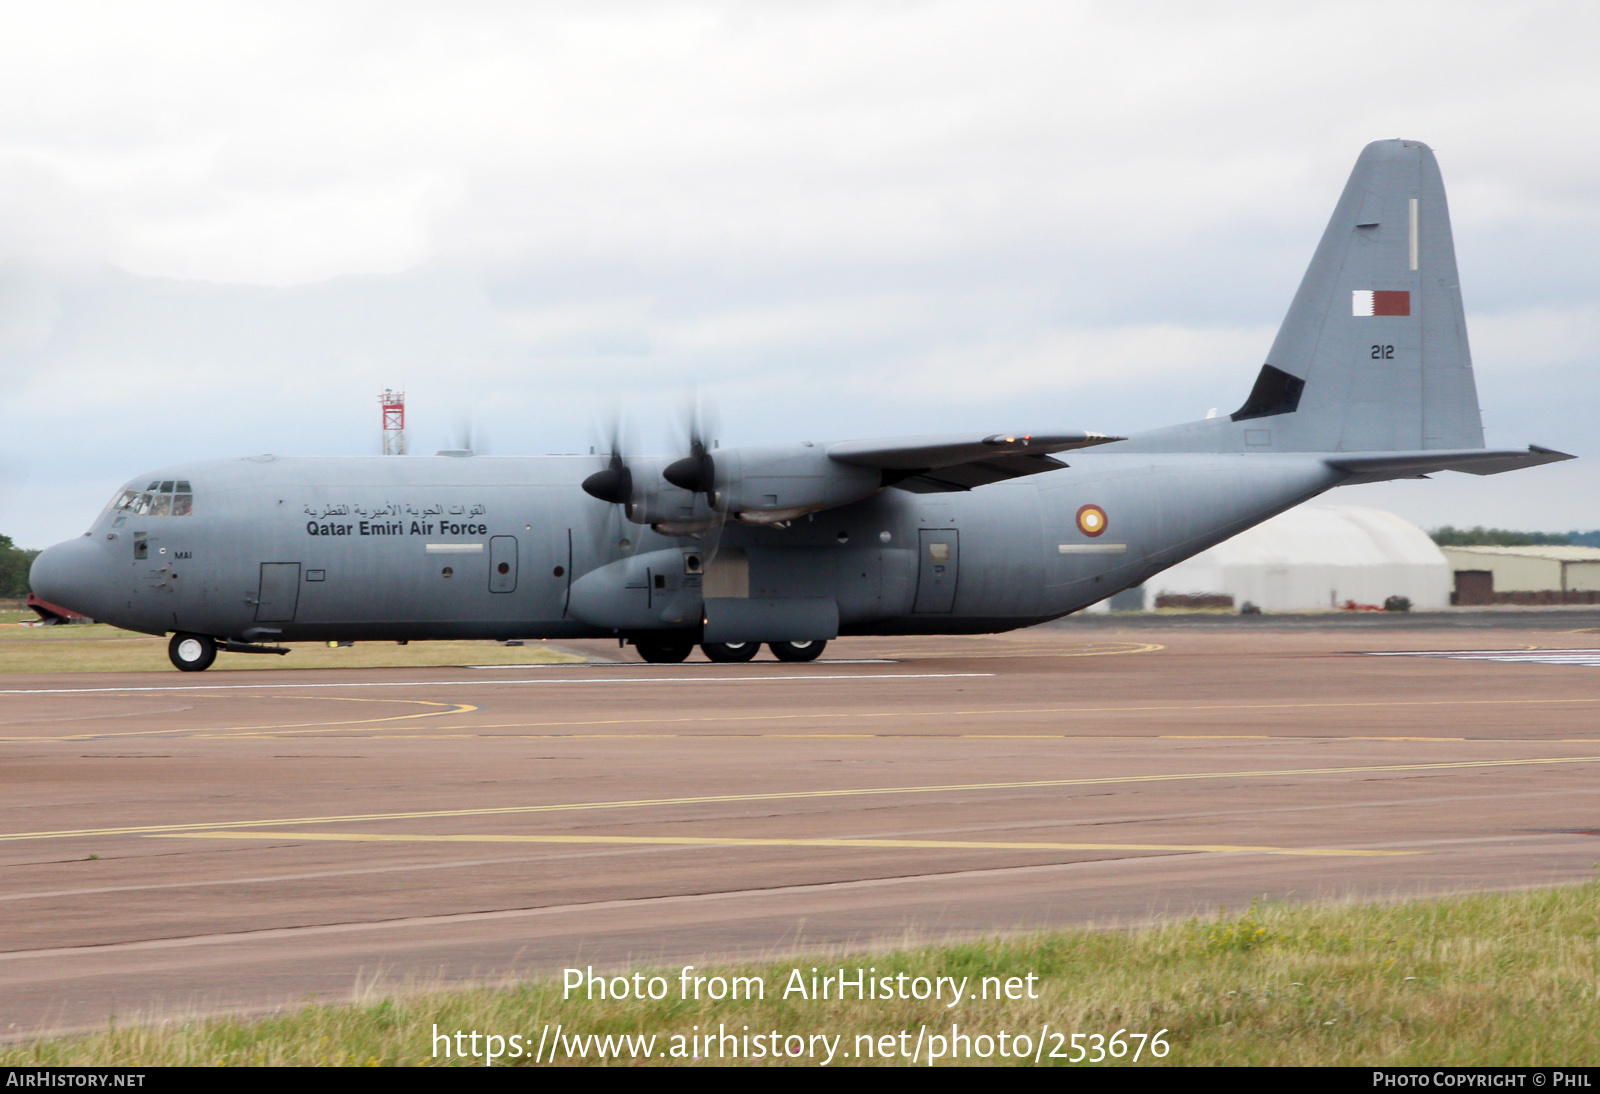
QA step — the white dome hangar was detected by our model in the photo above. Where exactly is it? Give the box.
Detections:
[1133,505,1450,612]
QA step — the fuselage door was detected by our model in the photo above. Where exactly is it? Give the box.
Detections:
[255,563,302,622]
[913,529,959,613]
[489,535,518,594]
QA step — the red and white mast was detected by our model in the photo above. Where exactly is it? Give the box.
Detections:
[380,389,407,455]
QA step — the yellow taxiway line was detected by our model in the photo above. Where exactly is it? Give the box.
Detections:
[149,830,1409,858]
[0,697,479,741]
[3,753,1599,844]
[334,693,1600,737]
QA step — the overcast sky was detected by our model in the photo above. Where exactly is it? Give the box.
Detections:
[3,1,1598,547]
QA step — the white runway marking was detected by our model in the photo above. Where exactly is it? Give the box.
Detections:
[0,672,993,696]
[1369,650,1600,666]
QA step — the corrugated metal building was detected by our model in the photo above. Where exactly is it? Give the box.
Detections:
[1440,546,1600,605]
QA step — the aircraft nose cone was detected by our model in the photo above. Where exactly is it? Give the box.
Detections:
[29,536,110,619]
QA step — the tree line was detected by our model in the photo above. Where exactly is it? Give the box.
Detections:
[1430,526,1600,548]
[0,535,39,598]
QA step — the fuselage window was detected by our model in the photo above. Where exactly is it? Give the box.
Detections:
[150,494,172,517]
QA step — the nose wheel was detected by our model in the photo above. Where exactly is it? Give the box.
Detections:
[168,633,217,672]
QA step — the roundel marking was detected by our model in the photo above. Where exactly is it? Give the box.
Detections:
[1076,504,1108,538]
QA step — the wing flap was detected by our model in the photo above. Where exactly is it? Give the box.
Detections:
[891,453,1071,492]
[829,431,1119,472]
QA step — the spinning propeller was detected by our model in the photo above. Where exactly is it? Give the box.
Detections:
[580,403,726,560]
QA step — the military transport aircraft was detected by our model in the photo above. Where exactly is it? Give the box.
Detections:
[29,139,1572,670]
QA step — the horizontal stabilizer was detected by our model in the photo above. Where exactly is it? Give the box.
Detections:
[1327,445,1574,484]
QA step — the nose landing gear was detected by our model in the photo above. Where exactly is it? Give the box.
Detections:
[168,633,217,672]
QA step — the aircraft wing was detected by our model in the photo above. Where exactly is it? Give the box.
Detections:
[828,431,1122,492]
[1327,446,1575,485]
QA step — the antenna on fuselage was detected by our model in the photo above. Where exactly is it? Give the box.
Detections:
[380,389,407,455]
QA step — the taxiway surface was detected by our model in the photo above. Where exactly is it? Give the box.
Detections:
[3,623,1599,1036]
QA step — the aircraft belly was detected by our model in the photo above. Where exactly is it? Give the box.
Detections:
[854,458,1341,630]
[1034,457,1345,615]
[924,485,1045,618]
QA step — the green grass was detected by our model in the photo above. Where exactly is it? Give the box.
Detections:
[7,884,1600,1066]
[0,621,584,672]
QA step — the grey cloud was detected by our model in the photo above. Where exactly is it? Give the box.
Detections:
[2,2,1599,546]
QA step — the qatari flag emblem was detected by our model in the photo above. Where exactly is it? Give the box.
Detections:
[1352,290,1410,316]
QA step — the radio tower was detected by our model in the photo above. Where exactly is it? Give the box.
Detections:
[380,389,407,455]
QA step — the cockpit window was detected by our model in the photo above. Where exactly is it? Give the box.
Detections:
[112,482,195,516]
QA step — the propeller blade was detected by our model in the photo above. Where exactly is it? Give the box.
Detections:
[662,441,714,495]
[582,413,641,557]
[582,453,633,505]
[664,392,719,497]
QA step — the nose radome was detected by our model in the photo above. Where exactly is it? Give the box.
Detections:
[29,536,112,619]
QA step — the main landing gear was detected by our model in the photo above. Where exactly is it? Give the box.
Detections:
[769,639,825,662]
[701,641,759,663]
[168,632,217,672]
[634,636,697,663]
[633,638,829,663]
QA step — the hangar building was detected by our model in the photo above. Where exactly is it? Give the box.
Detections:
[1100,504,1451,612]
[1441,545,1600,605]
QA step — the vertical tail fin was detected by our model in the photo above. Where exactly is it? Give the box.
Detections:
[1127,139,1486,454]
[1249,138,1483,451]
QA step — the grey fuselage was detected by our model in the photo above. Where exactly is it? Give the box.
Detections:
[35,450,1343,644]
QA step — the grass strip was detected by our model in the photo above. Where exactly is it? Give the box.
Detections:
[6,882,1600,1065]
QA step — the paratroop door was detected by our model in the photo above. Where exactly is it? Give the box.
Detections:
[913,529,959,613]
[489,536,518,593]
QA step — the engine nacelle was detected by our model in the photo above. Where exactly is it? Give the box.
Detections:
[704,445,881,523]
[592,442,903,534]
